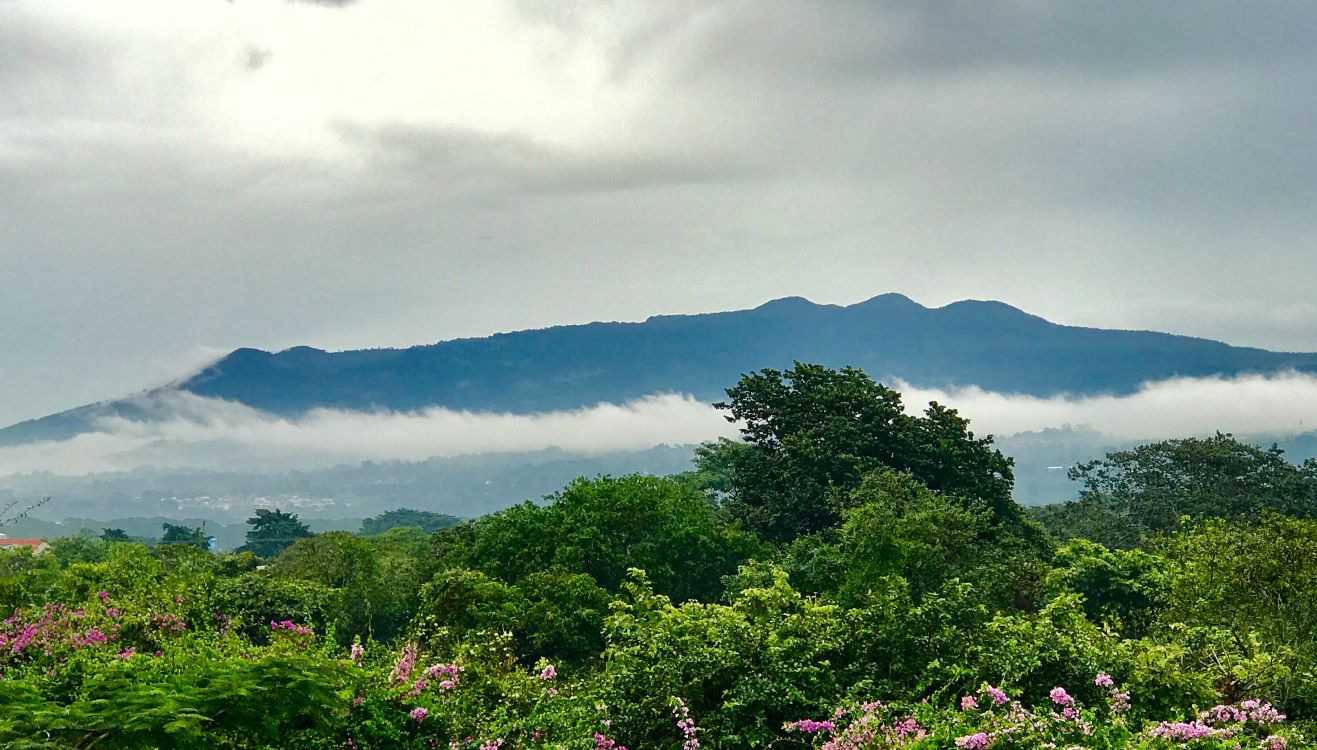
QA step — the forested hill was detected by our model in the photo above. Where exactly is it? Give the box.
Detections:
[5,293,1317,446]
[174,294,1317,412]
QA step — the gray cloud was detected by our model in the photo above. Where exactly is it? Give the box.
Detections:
[2,1,1317,431]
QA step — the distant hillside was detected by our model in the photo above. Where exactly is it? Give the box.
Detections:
[6,293,1317,446]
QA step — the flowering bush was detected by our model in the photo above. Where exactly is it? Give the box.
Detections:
[780,678,1301,750]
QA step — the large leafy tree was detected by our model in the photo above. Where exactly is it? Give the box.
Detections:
[160,522,208,549]
[449,475,765,603]
[1037,433,1317,547]
[241,509,311,558]
[360,508,461,535]
[713,363,1017,542]
[100,528,131,543]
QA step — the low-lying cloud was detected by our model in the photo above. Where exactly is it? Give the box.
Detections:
[901,371,1317,442]
[4,371,1317,478]
[0,393,739,477]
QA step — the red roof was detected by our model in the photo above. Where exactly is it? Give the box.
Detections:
[0,538,48,546]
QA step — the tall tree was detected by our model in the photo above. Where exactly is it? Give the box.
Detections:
[242,509,311,558]
[713,363,1017,542]
[360,508,461,535]
[160,522,208,549]
[1039,433,1317,547]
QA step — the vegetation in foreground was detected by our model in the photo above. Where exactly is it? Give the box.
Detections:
[1,364,1314,749]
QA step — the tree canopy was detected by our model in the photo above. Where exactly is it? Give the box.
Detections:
[360,508,462,536]
[712,362,1017,542]
[241,509,312,558]
[1036,432,1317,547]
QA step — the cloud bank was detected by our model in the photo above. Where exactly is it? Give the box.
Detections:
[5,1,1317,430]
[5,372,1317,478]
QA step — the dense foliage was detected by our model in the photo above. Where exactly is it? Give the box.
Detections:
[0,365,1311,749]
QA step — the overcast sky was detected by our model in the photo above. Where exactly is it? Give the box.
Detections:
[3,1,1317,429]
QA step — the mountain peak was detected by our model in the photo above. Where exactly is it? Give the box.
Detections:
[752,295,820,312]
[850,292,922,309]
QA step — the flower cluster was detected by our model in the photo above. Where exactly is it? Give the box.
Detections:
[1145,700,1287,744]
[672,697,700,750]
[152,612,187,633]
[389,643,419,685]
[269,619,313,636]
[788,701,925,750]
[593,732,629,750]
[1,604,123,661]
[786,719,837,734]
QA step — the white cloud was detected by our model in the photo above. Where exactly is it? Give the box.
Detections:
[901,371,1317,441]
[5,372,1317,478]
[0,392,739,476]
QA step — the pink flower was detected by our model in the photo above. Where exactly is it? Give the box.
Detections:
[409,707,428,723]
[1094,673,1114,688]
[784,719,835,733]
[390,644,418,685]
[97,591,109,602]
[1049,687,1074,706]
[539,664,557,681]
[955,732,991,749]
[349,643,365,663]
[983,686,1009,706]
[1110,691,1131,712]
[960,695,979,711]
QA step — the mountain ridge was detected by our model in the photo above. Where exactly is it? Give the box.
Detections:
[5,293,1317,448]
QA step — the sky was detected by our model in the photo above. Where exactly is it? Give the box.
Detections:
[4,1,1317,429]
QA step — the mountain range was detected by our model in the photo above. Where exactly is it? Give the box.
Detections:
[5,292,1317,447]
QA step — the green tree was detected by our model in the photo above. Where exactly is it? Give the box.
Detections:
[160,522,208,549]
[1040,433,1317,547]
[1153,515,1317,713]
[463,475,766,602]
[100,528,132,543]
[715,363,1017,542]
[241,509,311,558]
[271,531,380,640]
[360,508,462,535]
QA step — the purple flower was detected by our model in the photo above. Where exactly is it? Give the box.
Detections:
[983,686,1009,706]
[1049,687,1074,706]
[409,707,428,723]
[955,731,991,749]
[390,644,418,685]
[784,719,835,733]
[1148,720,1222,741]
